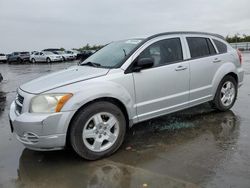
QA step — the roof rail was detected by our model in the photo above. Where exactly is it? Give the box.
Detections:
[146,31,225,41]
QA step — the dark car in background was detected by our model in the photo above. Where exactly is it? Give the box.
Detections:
[7,52,30,63]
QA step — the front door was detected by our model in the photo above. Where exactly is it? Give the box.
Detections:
[132,37,190,121]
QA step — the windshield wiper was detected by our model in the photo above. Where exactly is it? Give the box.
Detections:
[80,61,101,67]
[123,49,127,57]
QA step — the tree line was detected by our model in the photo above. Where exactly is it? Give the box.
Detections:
[226,34,250,43]
[73,44,105,52]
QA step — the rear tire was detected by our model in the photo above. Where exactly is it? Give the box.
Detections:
[17,58,22,64]
[70,101,126,160]
[32,58,36,63]
[210,75,237,111]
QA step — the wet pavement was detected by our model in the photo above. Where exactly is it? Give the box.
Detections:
[0,55,250,188]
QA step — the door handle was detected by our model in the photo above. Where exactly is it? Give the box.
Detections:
[175,65,187,71]
[213,58,221,63]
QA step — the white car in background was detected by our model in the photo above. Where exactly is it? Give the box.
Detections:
[53,51,75,61]
[65,50,79,59]
[0,53,7,63]
[30,51,63,63]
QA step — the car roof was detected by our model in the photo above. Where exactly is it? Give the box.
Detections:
[146,31,225,40]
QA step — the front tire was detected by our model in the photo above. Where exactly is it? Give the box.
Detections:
[46,58,51,63]
[17,58,22,64]
[210,75,237,111]
[31,58,36,63]
[70,101,126,160]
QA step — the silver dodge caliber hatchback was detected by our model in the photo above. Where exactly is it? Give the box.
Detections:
[9,32,244,160]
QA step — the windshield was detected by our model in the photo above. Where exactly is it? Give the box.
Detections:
[43,51,54,55]
[80,39,143,68]
[20,52,29,55]
[54,51,64,54]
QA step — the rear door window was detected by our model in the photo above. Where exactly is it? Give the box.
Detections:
[187,37,216,58]
[213,39,227,53]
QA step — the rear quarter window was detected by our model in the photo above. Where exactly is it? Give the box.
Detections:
[213,39,227,53]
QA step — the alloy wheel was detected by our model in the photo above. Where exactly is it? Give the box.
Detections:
[220,81,235,106]
[82,112,119,152]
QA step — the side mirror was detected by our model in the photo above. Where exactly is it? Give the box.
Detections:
[133,58,154,72]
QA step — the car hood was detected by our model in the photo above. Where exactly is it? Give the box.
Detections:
[20,66,110,94]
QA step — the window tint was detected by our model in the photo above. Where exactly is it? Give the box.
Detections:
[206,39,216,55]
[138,38,183,67]
[213,39,227,53]
[34,52,39,55]
[187,37,214,58]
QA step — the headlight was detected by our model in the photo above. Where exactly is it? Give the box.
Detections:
[30,93,73,113]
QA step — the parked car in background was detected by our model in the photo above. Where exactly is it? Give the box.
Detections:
[9,32,244,160]
[0,53,7,63]
[53,51,75,61]
[7,52,30,63]
[30,51,63,63]
[65,50,79,59]
[30,51,39,55]
[43,48,61,52]
[0,73,3,82]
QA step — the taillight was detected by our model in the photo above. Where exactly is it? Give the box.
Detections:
[237,49,242,65]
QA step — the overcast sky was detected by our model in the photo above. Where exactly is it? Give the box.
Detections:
[0,0,249,53]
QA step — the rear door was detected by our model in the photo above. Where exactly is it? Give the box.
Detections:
[12,52,18,61]
[184,36,221,106]
[211,38,229,64]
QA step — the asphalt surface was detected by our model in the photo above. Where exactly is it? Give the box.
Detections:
[0,55,250,188]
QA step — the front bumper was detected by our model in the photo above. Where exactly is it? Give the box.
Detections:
[51,57,63,62]
[21,57,30,62]
[9,101,74,151]
[65,56,75,60]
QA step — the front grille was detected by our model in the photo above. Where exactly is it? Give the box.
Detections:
[17,94,24,104]
[15,93,24,114]
[19,132,39,144]
[15,103,22,114]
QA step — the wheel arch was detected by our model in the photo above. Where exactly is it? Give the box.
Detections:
[212,63,239,97]
[226,72,238,84]
[65,97,130,148]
